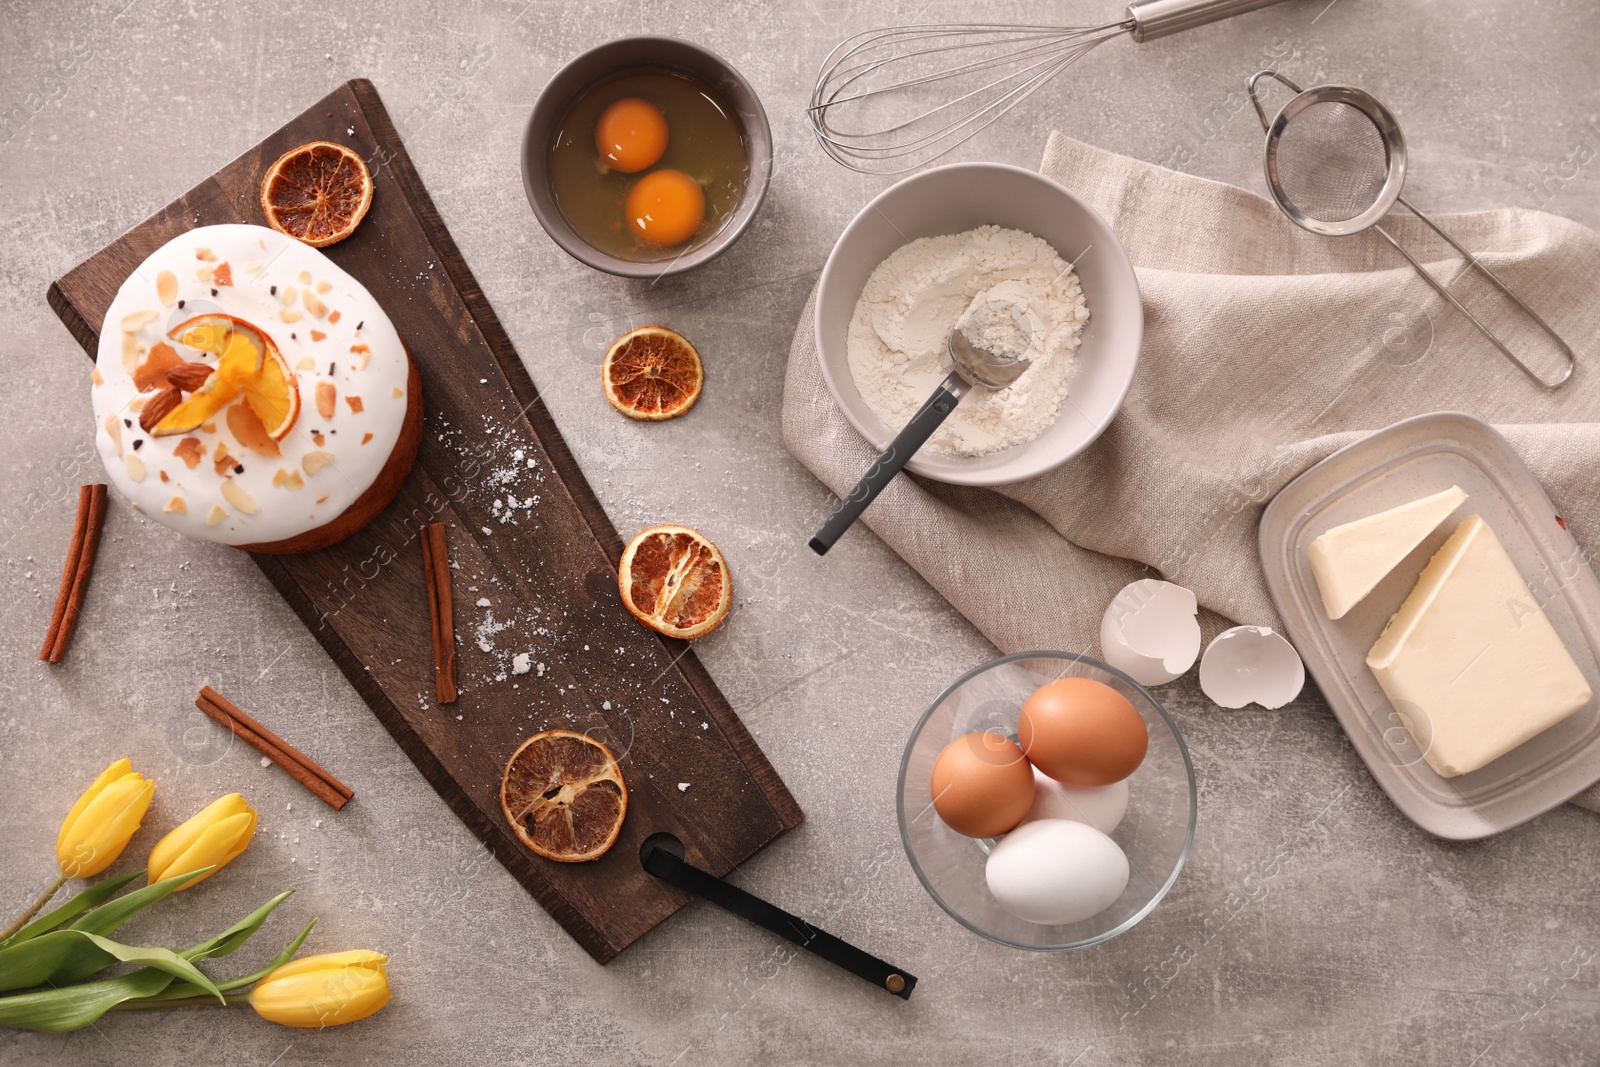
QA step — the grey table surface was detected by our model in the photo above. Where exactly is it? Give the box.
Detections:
[3,0,1599,1063]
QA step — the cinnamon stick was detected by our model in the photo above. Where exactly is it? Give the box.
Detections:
[196,686,353,811]
[420,522,457,704]
[39,483,108,663]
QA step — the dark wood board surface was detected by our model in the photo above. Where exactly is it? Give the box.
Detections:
[47,79,803,964]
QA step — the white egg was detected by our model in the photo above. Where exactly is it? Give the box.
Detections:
[985,819,1130,926]
[1020,766,1129,835]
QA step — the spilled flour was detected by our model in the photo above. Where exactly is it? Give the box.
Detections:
[847,225,1088,456]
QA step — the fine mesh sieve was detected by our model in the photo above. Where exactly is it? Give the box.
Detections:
[1247,70,1575,389]
[1272,101,1390,226]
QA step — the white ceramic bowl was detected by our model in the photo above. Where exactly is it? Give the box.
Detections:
[814,163,1143,486]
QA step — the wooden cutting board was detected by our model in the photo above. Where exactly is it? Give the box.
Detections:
[47,79,802,964]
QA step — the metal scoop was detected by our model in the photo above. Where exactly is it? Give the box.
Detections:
[809,329,1030,555]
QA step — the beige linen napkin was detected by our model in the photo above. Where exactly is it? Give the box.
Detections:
[782,133,1600,815]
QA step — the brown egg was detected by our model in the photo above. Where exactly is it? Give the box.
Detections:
[1018,678,1148,787]
[929,732,1035,838]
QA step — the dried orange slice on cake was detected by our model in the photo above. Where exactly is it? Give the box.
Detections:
[240,334,299,440]
[260,141,374,247]
[149,315,298,441]
[602,326,703,420]
[500,731,627,863]
[617,524,731,638]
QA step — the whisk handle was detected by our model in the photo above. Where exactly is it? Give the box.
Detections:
[1127,0,1291,42]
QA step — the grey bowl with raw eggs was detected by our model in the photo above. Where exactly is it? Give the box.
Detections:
[522,36,772,278]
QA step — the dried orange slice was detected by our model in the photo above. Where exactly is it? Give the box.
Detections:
[153,315,299,441]
[240,337,299,440]
[150,315,269,436]
[618,524,731,639]
[260,141,374,247]
[500,731,627,863]
[602,326,703,421]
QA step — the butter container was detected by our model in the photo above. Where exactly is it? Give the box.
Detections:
[1260,411,1600,839]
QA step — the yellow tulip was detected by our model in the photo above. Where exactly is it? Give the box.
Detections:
[248,951,391,1028]
[146,793,258,890]
[55,758,155,878]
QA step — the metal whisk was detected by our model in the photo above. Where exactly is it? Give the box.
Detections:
[810,0,1289,173]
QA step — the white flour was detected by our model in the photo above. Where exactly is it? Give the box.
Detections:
[956,279,1041,364]
[847,225,1088,456]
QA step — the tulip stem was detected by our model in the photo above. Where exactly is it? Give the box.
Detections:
[108,994,250,1012]
[0,872,69,942]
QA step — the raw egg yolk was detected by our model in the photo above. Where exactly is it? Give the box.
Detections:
[625,169,705,247]
[595,97,668,173]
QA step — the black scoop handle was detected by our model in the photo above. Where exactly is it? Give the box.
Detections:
[642,844,916,999]
[809,373,965,555]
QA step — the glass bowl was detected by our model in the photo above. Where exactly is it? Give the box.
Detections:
[897,651,1196,950]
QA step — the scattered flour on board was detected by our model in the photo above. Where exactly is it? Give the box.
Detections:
[430,402,700,726]
[475,608,514,653]
[847,225,1088,456]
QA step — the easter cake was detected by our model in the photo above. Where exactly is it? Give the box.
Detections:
[91,223,421,552]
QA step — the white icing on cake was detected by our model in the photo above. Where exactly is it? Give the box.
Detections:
[92,224,410,546]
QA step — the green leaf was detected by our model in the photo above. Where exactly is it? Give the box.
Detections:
[0,931,95,993]
[1,883,288,998]
[216,916,315,992]
[0,929,222,1000]
[144,917,316,1001]
[0,885,302,1031]
[65,867,212,938]
[0,967,178,1032]
[0,873,140,949]
[181,891,294,963]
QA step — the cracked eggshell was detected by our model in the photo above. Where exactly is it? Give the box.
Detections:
[1199,625,1305,710]
[1100,579,1202,686]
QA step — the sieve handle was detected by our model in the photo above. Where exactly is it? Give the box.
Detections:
[1127,0,1293,43]
[1378,203,1577,389]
